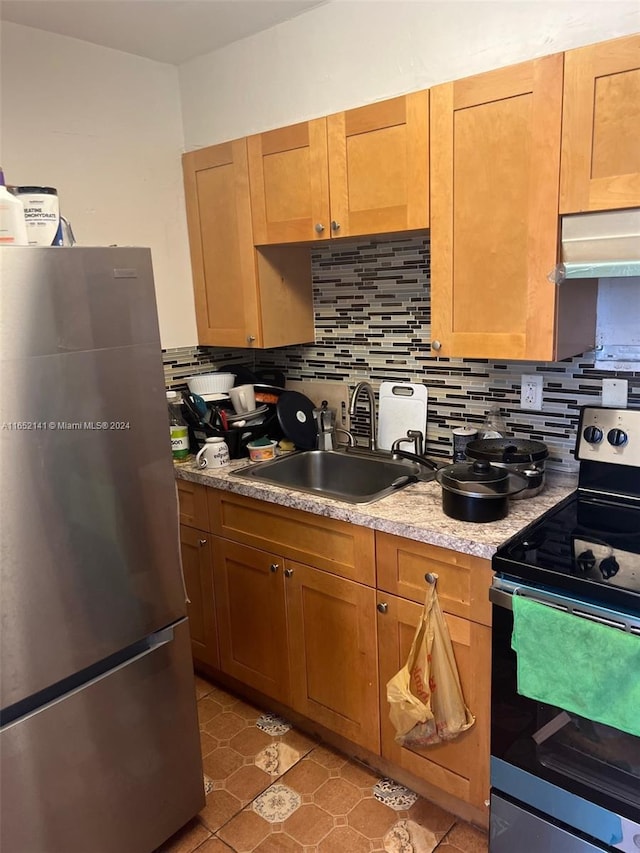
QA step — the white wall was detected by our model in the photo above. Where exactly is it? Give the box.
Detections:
[179,0,640,150]
[0,22,197,348]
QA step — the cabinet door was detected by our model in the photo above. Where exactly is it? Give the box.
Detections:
[182,139,261,348]
[177,480,209,530]
[327,92,429,237]
[248,119,330,244]
[212,538,290,704]
[180,525,219,668]
[377,593,490,813]
[430,54,571,361]
[560,34,640,213]
[286,561,380,752]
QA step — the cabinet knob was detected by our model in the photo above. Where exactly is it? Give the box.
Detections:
[269,563,279,573]
[377,602,388,614]
[331,220,341,232]
[315,223,325,233]
[284,568,294,578]
[246,335,256,344]
[432,340,442,351]
[198,538,207,546]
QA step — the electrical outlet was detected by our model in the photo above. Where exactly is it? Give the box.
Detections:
[520,374,543,410]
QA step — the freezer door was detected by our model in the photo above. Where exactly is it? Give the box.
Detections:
[0,247,186,708]
[0,619,204,853]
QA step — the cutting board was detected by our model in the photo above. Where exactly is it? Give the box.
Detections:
[377,382,428,451]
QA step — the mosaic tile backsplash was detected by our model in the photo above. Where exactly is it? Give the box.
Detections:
[164,235,639,471]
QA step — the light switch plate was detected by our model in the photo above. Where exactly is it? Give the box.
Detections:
[602,378,628,407]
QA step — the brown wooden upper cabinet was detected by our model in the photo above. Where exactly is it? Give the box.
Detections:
[430,53,597,361]
[560,34,640,213]
[182,139,314,348]
[247,92,430,245]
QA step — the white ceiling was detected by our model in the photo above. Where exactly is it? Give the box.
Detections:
[0,0,330,65]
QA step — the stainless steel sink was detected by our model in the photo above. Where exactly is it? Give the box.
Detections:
[232,449,428,504]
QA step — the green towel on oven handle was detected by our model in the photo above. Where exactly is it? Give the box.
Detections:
[511,594,640,738]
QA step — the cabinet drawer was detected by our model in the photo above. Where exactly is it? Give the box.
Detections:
[208,490,375,585]
[177,480,209,529]
[376,532,492,626]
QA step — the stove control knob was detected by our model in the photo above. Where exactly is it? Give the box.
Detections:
[600,556,620,579]
[576,549,596,573]
[607,428,628,447]
[583,425,603,444]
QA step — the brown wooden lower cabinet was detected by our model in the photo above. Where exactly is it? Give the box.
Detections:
[179,524,219,668]
[179,482,491,819]
[376,591,491,810]
[212,537,291,705]
[286,560,380,753]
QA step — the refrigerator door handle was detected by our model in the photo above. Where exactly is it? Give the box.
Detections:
[3,620,185,731]
[147,624,176,650]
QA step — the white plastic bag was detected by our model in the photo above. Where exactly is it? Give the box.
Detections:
[387,574,475,747]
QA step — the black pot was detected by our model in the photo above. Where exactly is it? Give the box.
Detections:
[435,459,527,522]
[464,438,549,499]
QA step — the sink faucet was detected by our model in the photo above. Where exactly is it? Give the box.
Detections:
[391,430,424,457]
[349,381,377,451]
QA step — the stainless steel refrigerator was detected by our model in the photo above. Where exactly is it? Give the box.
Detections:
[0,247,205,852]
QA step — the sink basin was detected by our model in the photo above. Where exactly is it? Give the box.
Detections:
[232,449,427,504]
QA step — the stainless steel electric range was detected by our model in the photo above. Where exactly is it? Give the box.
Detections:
[489,406,640,852]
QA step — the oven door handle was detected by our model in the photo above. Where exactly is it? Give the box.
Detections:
[491,579,640,634]
[489,586,514,610]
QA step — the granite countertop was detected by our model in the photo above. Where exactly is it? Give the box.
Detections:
[175,456,577,560]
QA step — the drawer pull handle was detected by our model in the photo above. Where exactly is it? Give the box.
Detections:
[377,602,388,614]
[284,568,294,578]
[269,563,279,573]
[198,539,207,547]
[425,572,437,585]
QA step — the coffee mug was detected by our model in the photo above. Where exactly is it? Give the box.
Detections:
[195,436,230,469]
[229,384,256,414]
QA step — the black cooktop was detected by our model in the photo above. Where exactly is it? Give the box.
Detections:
[494,489,640,613]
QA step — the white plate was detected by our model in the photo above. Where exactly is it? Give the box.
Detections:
[226,404,269,423]
[200,392,230,402]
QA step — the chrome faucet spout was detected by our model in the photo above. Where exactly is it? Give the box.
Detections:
[349,381,377,451]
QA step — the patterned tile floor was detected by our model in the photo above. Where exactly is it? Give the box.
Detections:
[157,675,488,853]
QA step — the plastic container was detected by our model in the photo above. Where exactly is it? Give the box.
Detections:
[452,426,478,461]
[247,439,278,462]
[167,391,190,461]
[12,186,62,246]
[480,406,507,439]
[0,168,28,245]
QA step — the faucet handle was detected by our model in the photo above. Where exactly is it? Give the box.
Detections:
[406,429,424,456]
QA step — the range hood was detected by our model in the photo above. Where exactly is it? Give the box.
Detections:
[554,208,640,281]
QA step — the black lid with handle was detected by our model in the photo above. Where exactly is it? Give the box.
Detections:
[465,437,549,464]
[436,459,527,498]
